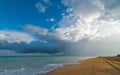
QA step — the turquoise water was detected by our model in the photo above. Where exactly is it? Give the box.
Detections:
[0,56,89,75]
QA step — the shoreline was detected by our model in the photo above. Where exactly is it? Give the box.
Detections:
[47,57,120,75]
[38,57,93,75]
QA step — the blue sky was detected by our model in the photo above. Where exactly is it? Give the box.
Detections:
[0,0,120,56]
[0,0,66,30]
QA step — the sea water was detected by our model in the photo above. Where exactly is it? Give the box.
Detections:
[0,56,89,75]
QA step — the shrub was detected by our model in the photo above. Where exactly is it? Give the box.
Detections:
[117,54,120,57]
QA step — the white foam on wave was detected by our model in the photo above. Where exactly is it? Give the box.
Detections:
[0,63,64,75]
[37,63,64,74]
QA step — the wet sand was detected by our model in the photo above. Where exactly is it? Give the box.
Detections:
[48,57,120,75]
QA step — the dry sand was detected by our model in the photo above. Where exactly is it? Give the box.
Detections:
[48,57,120,75]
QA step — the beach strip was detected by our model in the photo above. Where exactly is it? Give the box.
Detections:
[48,57,120,75]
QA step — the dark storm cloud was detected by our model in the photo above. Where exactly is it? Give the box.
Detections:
[0,40,67,54]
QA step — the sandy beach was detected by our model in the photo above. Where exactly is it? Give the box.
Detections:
[48,57,120,75]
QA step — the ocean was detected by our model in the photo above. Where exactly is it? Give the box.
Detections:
[0,56,89,75]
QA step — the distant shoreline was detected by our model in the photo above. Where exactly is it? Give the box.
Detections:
[47,56,120,75]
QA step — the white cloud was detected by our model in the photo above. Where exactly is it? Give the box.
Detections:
[35,0,52,13]
[0,31,34,43]
[54,0,103,42]
[52,0,120,42]
[24,25,48,35]
[0,33,7,40]
[46,18,55,22]
[31,0,120,43]
[35,2,46,13]
[100,0,120,21]
[43,0,52,5]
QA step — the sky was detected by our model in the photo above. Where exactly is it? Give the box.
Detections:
[0,0,120,56]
